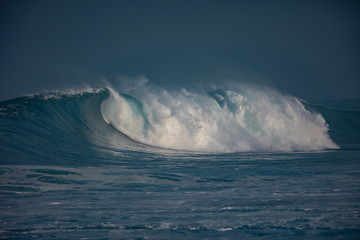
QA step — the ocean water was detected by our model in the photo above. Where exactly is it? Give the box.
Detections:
[0,86,360,239]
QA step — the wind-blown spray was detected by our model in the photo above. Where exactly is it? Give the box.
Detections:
[101,84,338,152]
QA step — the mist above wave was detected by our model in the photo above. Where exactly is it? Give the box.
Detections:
[100,82,339,153]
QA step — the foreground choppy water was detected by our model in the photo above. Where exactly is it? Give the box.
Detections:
[1,150,359,239]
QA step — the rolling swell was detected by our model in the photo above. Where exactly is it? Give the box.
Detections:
[1,86,358,163]
[0,89,148,165]
[306,104,360,150]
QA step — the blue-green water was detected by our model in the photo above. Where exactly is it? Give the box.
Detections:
[0,87,359,239]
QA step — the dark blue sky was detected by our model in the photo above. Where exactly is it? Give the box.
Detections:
[1,0,359,101]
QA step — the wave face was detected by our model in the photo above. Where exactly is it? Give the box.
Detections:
[2,84,358,161]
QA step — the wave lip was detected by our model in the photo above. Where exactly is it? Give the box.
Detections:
[100,86,339,153]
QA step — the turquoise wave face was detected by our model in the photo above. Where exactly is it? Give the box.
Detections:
[0,85,358,165]
[0,89,111,165]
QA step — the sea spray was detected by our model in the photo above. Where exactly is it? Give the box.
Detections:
[100,84,339,152]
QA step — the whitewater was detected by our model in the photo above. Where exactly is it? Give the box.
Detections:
[101,85,338,152]
[0,82,359,239]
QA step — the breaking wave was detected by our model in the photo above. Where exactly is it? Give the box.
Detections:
[100,85,338,152]
[3,81,357,160]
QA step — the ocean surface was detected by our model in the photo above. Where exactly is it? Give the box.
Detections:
[1,85,360,239]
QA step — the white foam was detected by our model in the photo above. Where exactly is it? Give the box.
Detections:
[100,84,339,153]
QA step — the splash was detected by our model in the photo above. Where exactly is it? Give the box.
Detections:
[100,84,339,152]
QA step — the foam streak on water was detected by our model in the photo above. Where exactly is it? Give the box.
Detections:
[0,151,359,239]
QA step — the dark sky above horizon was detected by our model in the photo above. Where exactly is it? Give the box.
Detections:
[1,0,359,101]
